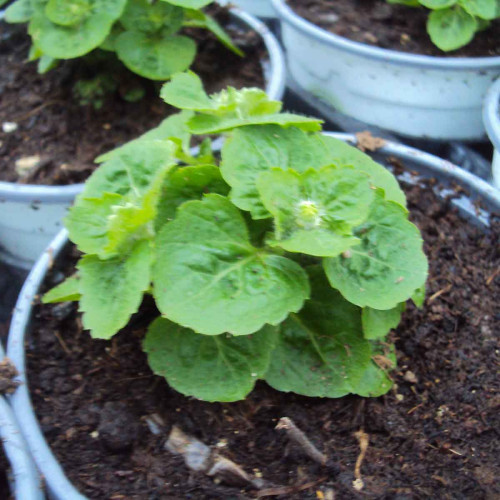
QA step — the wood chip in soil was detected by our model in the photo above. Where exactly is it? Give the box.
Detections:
[27,180,499,499]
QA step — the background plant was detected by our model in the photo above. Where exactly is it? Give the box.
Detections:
[44,72,428,402]
[388,0,499,51]
[1,0,241,79]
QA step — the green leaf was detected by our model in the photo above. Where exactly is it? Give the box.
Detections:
[144,318,277,402]
[324,192,428,310]
[323,137,406,206]
[427,6,478,51]
[78,240,152,339]
[420,0,457,8]
[120,0,184,34]
[459,0,497,19]
[160,71,216,111]
[66,192,125,256]
[221,126,359,219]
[42,275,82,303]
[355,343,395,397]
[411,283,426,308]
[155,164,229,229]
[96,111,192,163]
[67,141,175,257]
[362,304,405,340]
[160,0,213,7]
[83,140,177,198]
[387,0,420,5]
[115,31,196,80]
[38,54,58,73]
[160,72,322,133]
[257,166,374,257]
[28,0,127,59]
[5,0,34,23]
[182,9,243,56]
[265,267,393,398]
[187,112,323,135]
[153,194,310,336]
[102,170,163,256]
[45,0,91,26]
[99,23,123,51]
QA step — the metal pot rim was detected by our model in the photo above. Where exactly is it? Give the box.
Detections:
[483,77,500,151]
[271,0,500,69]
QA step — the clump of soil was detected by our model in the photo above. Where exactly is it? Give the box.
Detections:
[287,0,500,57]
[26,178,500,499]
[0,451,11,500]
[0,358,19,395]
[0,6,265,185]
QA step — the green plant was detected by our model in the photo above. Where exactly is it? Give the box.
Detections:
[388,0,499,51]
[44,72,428,402]
[2,0,241,79]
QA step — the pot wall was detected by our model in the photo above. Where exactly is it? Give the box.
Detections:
[217,0,275,18]
[0,184,80,269]
[0,346,43,500]
[0,9,286,270]
[272,0,500,141]
[483,78,500,189]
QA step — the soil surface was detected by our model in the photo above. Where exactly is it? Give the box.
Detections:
[0,452,11,500]
[287,0,500,57]
[26,177,500,499]
[0,6,265,185]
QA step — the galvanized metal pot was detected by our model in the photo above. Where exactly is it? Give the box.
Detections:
[272,0,500,141]
[7,133,500,499]
[218,0,275,18]
[483,78,500,189]
[0,9,286,269]
[0,343,43,500]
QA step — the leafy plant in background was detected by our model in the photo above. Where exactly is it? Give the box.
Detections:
[1,0,241,79]
[43,72,428,403]
[388,0,500,51]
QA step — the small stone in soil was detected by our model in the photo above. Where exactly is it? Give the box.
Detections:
[2,121,17,133]
[97,402,140,453]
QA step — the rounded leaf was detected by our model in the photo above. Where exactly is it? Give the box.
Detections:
[265,267,393,398]
[115,31,196,80]
[323,194,428,310]
[427,6,478,51]
[144,318,278,402]
[45,0,91,26]
[29,0,127,58]
[153,194,310,335]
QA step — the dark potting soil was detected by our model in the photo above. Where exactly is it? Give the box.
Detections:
[0,452,11,500]
[26,180,500,499]
[0,6,265,185]
[287,0,500,57]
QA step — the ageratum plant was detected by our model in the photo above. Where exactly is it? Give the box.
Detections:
[388,0,500,51]
[43,72,428,402]
[0,0,241,79]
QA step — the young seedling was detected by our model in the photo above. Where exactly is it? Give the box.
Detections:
[388,0,499,51]
[2,0,242,79]
[44,72,428,402]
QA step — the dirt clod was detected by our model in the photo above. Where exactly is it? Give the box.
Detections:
[97,402,140,453]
